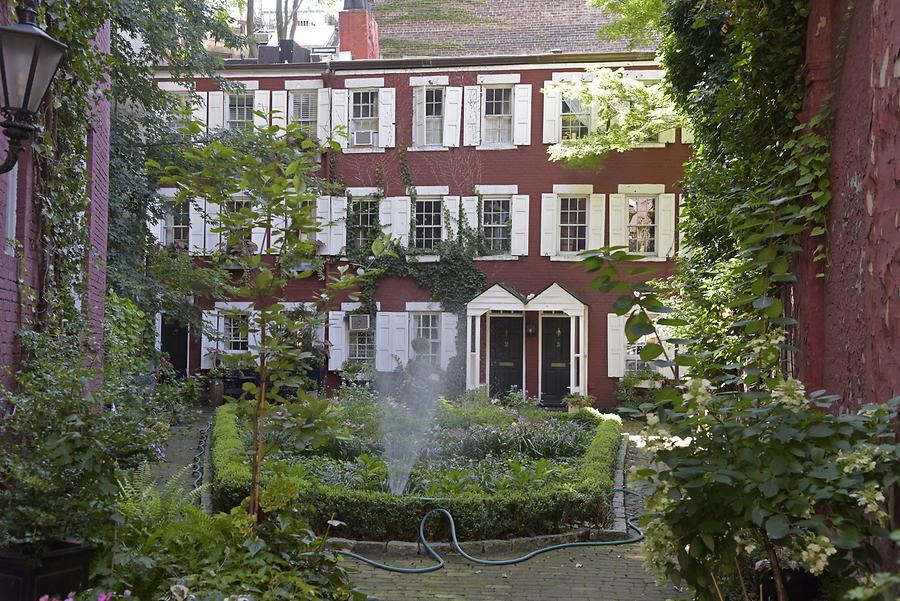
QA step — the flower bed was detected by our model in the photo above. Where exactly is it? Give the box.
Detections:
[210,393,622,541]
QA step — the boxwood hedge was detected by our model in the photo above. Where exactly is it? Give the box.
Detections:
[209,404,623,540]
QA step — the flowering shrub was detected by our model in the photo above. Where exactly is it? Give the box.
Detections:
[424,417,594,460]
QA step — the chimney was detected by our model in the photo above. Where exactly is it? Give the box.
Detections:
[339,0,380,60]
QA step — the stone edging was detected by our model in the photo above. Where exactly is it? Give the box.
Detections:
[328,433,632,557]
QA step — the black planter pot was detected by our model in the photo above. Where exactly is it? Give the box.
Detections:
[0,542,94,601]
[761,568,823,601]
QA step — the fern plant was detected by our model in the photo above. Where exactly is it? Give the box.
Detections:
[115,462,204,527]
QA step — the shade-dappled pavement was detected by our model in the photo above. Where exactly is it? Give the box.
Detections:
[348,426,681,601]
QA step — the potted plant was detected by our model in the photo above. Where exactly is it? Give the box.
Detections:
[0,332,152,601]
[562,393,596,413]
[205,362,227,406]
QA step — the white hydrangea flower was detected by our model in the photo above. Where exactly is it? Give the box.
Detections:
[683,378,712,405]
[646,412,660,427]
[771,377,807,408]
[851,482,886,518]
[798,533,836,575]
[836,444,885,474]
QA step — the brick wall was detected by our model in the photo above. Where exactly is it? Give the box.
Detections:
[371,0,652,57]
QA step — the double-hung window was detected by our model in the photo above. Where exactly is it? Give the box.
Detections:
[172,91,193,130]
[223,195,253,248]
[227,93,254,130]
[560,96,590,140]
[626,333,656,374]
[411,313,440,365]
[224,313,250,352]
[482,195,511,253]
[164,200,190,247]
[628,196,657,255]
[350,90,379,147]
[414,196,442,250]
[482,86,513,145]
[558,196,588,253]
[348,328,375,362]
[350,196,378,252]
[424,87,444,146]
[290,90,317,133]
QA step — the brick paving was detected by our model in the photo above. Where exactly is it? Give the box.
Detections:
[348,423,682,601]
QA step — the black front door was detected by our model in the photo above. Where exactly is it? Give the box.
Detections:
[160,316,188,376]
[489,316,523,398]
[541,316,571,404]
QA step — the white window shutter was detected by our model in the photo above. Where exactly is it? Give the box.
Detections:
[658,193,676,258]
[189,200,205,254]
[608,194,628,248]
[378,88,396,148]
[192,92,208,132]
[412,86,425,147]
[607,314,626,378]
[510,194,529,256]
[328,311,346,371]
[204,201,221,253]
[681,127,694,144]
[540,193,558,256]
[201,310,221,369]
[374,312,392,371]
[330,196,348,255]
[253,90,270,127]
[442,195,461,239]
[658,128,676,144]
[443,86,463,147]
[251,225,267,252]
[378,197,393,240]
[440,312,458,370]
[248,310,261,356]
[149,214,165,244]
[588,193,606,250]
[316,88,331,141]
[542,82,561,144]
[271,90,287,130]
[390,312,410,367]
[331,89,349,148]
[392,196,411,247]
[463,86,481,146]
[462,196,478,230]
[513,83,532,146]
[315,196,332,253]
[208,91,225,130]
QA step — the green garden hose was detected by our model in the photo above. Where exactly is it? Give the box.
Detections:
[338,487,645,574]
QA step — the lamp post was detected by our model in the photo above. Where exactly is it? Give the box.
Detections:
[0,0,67,174]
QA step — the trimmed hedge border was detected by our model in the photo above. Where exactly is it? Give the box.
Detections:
[209,404,623,540]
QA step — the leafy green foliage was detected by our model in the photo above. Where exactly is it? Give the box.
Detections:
[591,0,665,47]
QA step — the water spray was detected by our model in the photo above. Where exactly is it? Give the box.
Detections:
[338,487,645,574]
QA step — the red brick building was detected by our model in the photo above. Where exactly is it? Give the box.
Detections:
[156,3,690,407]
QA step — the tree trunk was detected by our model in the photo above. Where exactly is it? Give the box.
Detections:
[246,0,257,58]
[249,318,267,522]
[763,534,789,601]
[275,0,285,41]
[288,0,302,40]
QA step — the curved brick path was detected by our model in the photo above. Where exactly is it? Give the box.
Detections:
[348,430,681,601]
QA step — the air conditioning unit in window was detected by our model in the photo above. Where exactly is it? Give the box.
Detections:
[352,130,376,147]
[348,314,371,332]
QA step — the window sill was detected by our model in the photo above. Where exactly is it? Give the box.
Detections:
[634,142,667,149]
[407,146,450,152]
[630,254,673,262]
[408,254,440,263]
[475,144,517,151]
[474,254,519,261]
[343,147,386,154]
[547,254,583,262]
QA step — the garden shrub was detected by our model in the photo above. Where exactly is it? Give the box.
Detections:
[210,404,252,511]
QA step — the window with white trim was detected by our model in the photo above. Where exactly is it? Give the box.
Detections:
[628,196,657,255]
[414,196,442,250]
[348,329,375,362]
[227,93,254,130]
[224,195,253,245]
[560,96,590,140]
[411,313,440,365]
[350,196,378,251]
[482,195,511,253]
[626,333,657,374]
[171,91,193,130]
[224,313,250,351]
[350,90,379,147]
[290,90,317,132]
[482,86,513,145]
[164,200,189,247]
[559,196,587,253]
[424,87,444,146]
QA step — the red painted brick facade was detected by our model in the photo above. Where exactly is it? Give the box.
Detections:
[796,0,900,409]
[339,9,380,60]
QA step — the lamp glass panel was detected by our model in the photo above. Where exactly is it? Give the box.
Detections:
[0,28,65,112]
[26,39,64,112]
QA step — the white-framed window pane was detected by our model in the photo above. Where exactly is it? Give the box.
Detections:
[561,97,590,140]
[483,86,513,145]
[351,196,378,251]
[424,87,444,146]
[625,334,656,374]
[164,200,190,246]
[412,313,440,365]
[414,196,442,250]
[348,329,375,362]
[227,93,254,130]
[628,196,657,254]
[172,91,192,130]
[224,313,250,351]
[558,196,587,253]
[290,91,317,132]
[350,90,379,146]
[482,196,511,253]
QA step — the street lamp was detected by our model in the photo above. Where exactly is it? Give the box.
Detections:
[0,0,67,174]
